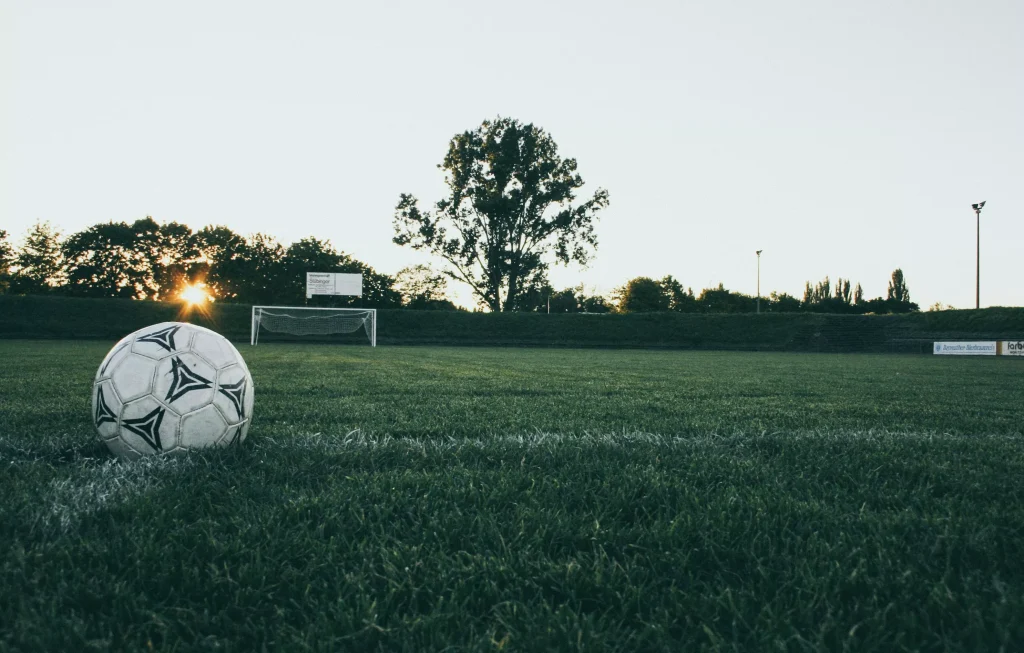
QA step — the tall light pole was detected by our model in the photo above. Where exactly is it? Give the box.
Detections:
[972,201,985,309]
[756,250,763,313]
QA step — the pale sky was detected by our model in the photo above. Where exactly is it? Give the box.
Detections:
[3,0,1021,309]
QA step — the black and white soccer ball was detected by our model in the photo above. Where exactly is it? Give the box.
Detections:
[92,322,254,460]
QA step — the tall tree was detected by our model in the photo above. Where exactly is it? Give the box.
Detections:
[887,268,910,303]
[854,282,864,305]
[0,230,12,293]
[11,221,66,294]
[393,117,610,311]
[803,281,814,305]
[834,278,852,305]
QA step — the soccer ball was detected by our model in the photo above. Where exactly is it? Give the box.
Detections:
[92,322,255,460]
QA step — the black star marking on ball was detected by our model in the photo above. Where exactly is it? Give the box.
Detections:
[137,325,182,353]
[218,378,247,418]
[165,356,213,403]
[94,386,118,427]
[122,406,165,452]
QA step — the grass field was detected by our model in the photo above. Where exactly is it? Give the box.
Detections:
[1,340,1023,652]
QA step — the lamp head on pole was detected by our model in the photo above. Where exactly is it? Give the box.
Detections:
[972,201,986,212]
[756,250,763,256]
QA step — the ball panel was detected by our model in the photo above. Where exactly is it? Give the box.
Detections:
[237,418,251,444]
[96,341,133,382]
[104,436,144,461]
[180,405,229,450]
[191,331,240,369]
[217,424,243,446]
[243,372,255,421]
[213,364,249,422]
[131,323,193,361]
[110,354,158,403]
[92,381,122,441]
[119,397,181,454]
[153,353,217,414]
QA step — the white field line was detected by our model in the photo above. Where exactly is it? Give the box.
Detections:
[41,456,195,533]
[10,429,1020,534]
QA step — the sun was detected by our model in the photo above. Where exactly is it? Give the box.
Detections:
[179,283,211,306]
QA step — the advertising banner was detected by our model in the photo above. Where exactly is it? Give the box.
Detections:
[933,341,997,356]
[306,272,362,297]
[1001,341,1024,356]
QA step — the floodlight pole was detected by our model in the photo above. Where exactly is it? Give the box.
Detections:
[756,250,763,313]
[972,201,985,309]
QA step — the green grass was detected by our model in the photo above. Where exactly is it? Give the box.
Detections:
[1,341,1023,652]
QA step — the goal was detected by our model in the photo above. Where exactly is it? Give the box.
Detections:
[250,306,377,346]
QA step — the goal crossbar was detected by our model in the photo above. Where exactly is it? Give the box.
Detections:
[251,306,377,346]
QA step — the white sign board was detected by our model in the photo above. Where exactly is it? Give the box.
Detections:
[306,272,362,298]
[933,341,997,356]
[1001,341,1024,356]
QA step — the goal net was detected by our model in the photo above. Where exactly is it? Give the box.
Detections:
[251,306,376,346]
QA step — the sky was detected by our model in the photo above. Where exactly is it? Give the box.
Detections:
[3,0,1021,309]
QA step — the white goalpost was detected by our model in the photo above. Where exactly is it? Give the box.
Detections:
[250,306,377,347]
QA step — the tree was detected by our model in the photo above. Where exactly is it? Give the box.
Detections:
[63,220,156,298]
[218,233,288,304]
[0,230,12,293]
[395,264,458,309]
[768,291,801,312]
[801,275,861,313]
[659,276,698,312]
[697,283,756,313]
[196,225,248,300]
[60,217,204,300]
[887,268,910,303]
[884,268,917,313]
[393,117,610,312]
[803,276,831,305]
[10,221,65,294]
[547,287,580,313]
[614,277,670,313]
[834,278,852,305]
[854,283,864,306]
[580,294,612,313]
[150,220,203,299]
[505,274,551,312]
[512,283,610,313]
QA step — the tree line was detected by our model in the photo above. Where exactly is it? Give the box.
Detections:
[0,219,917,314]
[0,220,455,310]
[603,270,917,315]
[0,116,921,314]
